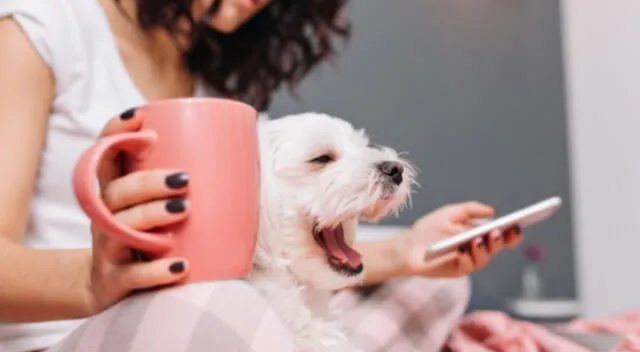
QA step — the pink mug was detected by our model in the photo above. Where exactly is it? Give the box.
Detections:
[73,97,260,283]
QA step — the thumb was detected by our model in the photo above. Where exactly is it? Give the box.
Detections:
[113,257,190,292]
[97,107,143,189]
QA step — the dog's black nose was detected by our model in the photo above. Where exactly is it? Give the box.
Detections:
[377,161,404,185]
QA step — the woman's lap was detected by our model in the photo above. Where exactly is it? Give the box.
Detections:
[46,277,470,352]
[46,280,296,352]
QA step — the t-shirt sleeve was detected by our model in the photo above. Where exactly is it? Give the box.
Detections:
[0,1,76,80]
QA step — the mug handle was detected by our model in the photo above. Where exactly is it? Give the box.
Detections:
[73,129,174,253]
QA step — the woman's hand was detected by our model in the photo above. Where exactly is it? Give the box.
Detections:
[395,201,523,279]
[84,110,192,314]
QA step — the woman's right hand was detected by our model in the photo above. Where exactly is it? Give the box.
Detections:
[85,110,191,314]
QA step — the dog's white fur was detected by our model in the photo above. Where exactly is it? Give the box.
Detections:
[248,113,415,351]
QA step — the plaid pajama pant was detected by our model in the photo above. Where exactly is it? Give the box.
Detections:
[46,276,470,352]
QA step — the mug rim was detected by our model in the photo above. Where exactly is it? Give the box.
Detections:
[137,97,258,115]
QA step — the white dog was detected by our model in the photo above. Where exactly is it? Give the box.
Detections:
[249,113,416,351]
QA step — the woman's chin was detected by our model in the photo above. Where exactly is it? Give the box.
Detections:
[208,15,242,33]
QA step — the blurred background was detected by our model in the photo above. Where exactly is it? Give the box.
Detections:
[267,0,640,320]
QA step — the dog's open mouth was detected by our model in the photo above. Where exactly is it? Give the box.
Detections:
[313,224,363,276]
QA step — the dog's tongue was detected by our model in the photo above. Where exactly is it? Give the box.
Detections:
[321,226,362,268]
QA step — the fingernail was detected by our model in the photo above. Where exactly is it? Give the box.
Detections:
[165,172,189,189]
[169,261,185,273]
[166,198,187,213]
[120,107,136,120]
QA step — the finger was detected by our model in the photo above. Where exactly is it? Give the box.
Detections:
[455,252,475,275]
[97,108,143,189]
[469,238,489,269]
[92,222,150,264]
[101,108,142,137]
[484,230,504,256]
[450,201,496,222]
[96,233,134,264]
[95,197,190,264]
[113,257,190,292]
[96,236,157,265]
[103,170,189,212]
[115,198,190,231]
[503,226,524,248]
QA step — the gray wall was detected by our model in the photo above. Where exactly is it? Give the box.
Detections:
[268,0,575,310]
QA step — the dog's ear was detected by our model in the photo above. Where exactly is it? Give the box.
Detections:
[252,121,287,270]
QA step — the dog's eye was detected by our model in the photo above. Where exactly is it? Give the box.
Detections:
[309,154,334,164]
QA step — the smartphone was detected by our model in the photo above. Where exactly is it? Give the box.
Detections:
[423,196,562,261]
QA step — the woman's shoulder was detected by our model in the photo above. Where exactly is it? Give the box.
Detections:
[0,0,103,83]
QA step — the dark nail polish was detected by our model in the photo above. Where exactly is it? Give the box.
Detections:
[166,198,187,213]
[120,108,136,120]
[169,261,185,273]
[165,172,189,189]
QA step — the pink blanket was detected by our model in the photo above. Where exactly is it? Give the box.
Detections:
[444,310,640,352]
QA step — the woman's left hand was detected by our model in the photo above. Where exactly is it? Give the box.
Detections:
[394,201,523,278]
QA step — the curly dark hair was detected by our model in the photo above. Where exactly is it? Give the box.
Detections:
[122,0,351,111]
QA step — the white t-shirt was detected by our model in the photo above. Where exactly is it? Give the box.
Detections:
[0,1,266,351]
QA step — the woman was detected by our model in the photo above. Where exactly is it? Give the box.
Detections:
[0,0,522,351]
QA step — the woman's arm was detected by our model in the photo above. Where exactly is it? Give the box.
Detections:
[355,234,410,286]
[0,17,94,322]
[0,241,94,322]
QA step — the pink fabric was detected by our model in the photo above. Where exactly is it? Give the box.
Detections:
[565,311,640,335]
[612,335,640,352]
[46,277,470,352]
[445,311,590,352]
[336,277,470,351]
[445,310,640,352]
